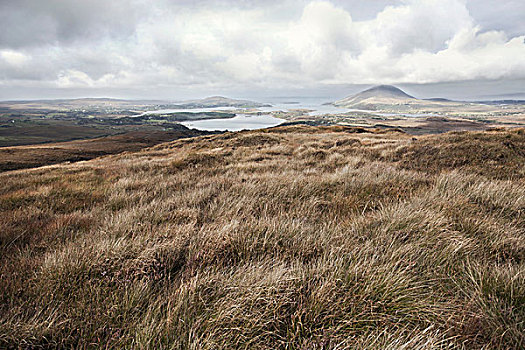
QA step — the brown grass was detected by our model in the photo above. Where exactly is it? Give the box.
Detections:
[0,130,208,172]
[0,126,524,349]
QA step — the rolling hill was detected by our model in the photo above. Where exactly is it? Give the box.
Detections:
[171,96,271,109]
[332,85,469,111]
[0,96,270,112]
[1,125,524,348]
[333,85,416,109]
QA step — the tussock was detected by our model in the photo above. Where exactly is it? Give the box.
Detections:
[0,126,524,349]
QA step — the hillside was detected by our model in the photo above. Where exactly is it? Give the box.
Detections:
[0,96,270,112]
[1,126,524,348]
[171,96,271,109]
[332,85,473,111]
[0,128,209,172]
[333,85,417,109]
[335,85,415,105]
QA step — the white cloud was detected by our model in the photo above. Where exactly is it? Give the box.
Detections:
[56,69,95,87]
[0,0,523,93]
[367,0,473,55]
[0,50,30,67]
[285,1,360,79]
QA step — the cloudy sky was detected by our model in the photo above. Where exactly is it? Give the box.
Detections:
[0,0,524,100]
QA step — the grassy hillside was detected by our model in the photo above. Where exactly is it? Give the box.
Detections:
[0,130,209,172]
[1,126,524,349]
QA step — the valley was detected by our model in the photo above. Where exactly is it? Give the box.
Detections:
[2,1,524,348]
[1,87,524,172]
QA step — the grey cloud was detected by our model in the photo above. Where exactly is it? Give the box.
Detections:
[467,0,525,37]
[0,0,144,48]
[0,0,523,99]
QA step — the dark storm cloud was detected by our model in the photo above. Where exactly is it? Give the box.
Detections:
[0,0,143,48]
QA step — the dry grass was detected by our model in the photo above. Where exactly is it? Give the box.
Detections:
[0,130,208,172]
[0,126,524,349]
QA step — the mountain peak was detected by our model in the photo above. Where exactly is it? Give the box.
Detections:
[203,96,228,100]
[333,85,416,108]
[361,85,414,98]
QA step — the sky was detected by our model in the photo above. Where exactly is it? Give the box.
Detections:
[0,0,524,101]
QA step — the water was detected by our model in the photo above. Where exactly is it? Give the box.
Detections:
[180,114,285,132]
[139,106,238,115]
[257,103,350,116]
[139,97,438,131]
[345,109,438,118]
[139,97,352,119]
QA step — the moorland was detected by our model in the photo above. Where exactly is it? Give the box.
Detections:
[1,87,525,348]
[1,124,524,348]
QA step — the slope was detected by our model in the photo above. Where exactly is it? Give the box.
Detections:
[334,85,416,108]
[1,126,524,349]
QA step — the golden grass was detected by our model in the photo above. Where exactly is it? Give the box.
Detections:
[0,126,524,349]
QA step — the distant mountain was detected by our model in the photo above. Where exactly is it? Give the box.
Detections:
[1,98,158,106]
[332,85,525,111]
[479,92,525,100]
[333,85,416,109]
[0,96,272,112]
[172,96,271,109]
[424,98,453,102]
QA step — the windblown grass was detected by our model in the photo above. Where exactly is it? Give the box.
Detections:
[0,126,524,349]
